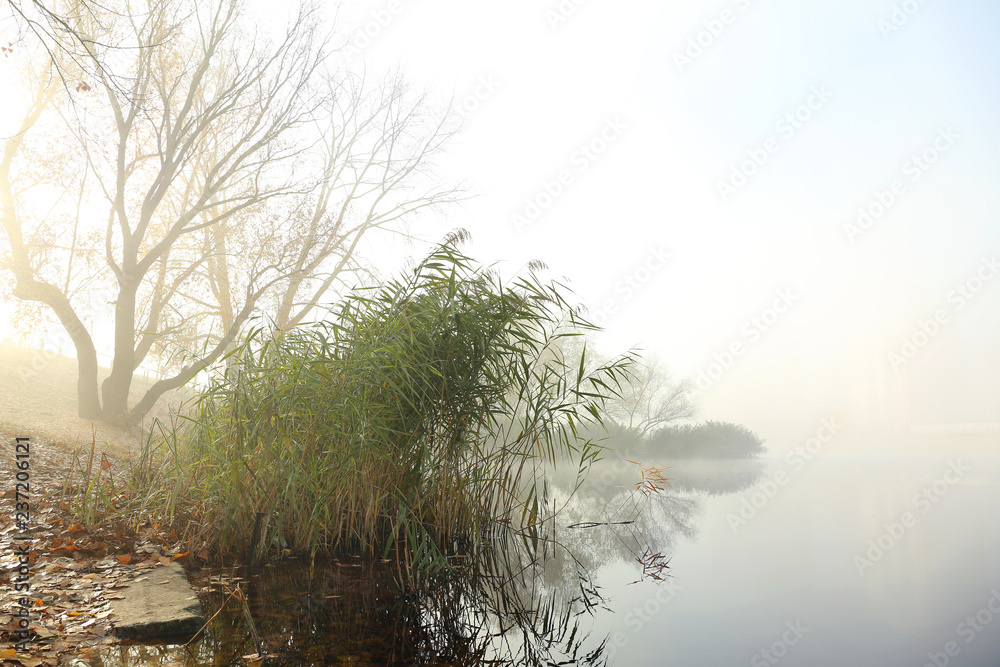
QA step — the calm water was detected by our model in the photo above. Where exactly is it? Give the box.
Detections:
[90,438,1000,666]
[585,445,1000,666]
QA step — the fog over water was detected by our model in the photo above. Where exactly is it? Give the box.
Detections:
[3,1,998,448]
[331,0,1000,456]
[579,448,1000,666]
[3,0,999,664]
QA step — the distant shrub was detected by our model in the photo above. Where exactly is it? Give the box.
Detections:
[647,421,765,459]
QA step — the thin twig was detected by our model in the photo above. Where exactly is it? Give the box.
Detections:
[181,585,239,647]
[566,521,635,529]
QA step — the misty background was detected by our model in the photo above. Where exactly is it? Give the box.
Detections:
[2,0,999,451]
[338,0,1000,450]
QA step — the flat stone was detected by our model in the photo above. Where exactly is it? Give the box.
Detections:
[111,562,205,639]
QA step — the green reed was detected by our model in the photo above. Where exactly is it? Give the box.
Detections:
[105,237,634,576]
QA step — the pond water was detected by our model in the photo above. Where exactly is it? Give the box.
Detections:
[86,437,1000,666]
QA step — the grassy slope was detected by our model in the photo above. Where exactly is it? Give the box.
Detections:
[0,341,194,456]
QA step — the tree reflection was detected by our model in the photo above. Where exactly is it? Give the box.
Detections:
[92,531,612,666]
[91,444,763,666]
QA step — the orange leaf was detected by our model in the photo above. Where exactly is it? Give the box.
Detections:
[117,554,131,565]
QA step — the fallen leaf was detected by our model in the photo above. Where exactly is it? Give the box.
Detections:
[116,554,131,565]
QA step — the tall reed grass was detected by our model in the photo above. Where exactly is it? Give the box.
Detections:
[119,237,633,575]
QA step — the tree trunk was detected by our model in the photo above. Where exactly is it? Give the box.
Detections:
[63,317,101,419]
[74,331,102,420]
[101,279,137,424]
[7,280,103,419]
[127,303,250,421]
[273,273,303,330]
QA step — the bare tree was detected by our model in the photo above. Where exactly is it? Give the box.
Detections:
[604,355,695,438]
[2,1,131,102]
[1,0,462,423]
[189,71,462,343]
[269,72,461,330]
[553,333,695,438]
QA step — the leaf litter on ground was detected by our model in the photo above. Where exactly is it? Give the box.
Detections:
[0,428,199,666]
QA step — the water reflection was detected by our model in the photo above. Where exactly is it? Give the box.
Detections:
[82,447,1000,666]
[89,451,761,666]
[652,458,764,495]
[544,454,765,586]
[92,535,611,665]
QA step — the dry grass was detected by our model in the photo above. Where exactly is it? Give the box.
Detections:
[0,340,195,458]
